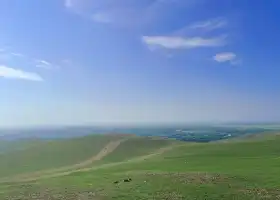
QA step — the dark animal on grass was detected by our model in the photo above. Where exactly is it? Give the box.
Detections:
[123,178,132,182]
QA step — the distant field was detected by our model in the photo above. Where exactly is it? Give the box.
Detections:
[0,134,128,178]
[0,139,45,153]
[1,133,280,199]
[97,137,175,164]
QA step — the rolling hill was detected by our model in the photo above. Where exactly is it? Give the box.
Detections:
[0,132,280,199]
[0,134,129,178]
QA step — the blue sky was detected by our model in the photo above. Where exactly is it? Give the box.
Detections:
[0,0,280,127]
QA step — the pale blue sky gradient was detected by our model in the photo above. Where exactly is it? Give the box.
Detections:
[0,0,280,127]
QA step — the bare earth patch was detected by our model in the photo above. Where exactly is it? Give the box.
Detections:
[240,188,280,199]
[145,172,230,184]
[5,187,104,200]
[154,191,184,200]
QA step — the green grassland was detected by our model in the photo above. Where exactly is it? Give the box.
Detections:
[96,137,175,164]
[1,133,280,199]
[0,134,128,178]
[0,139,45,153]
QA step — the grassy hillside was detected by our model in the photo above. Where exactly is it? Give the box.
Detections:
[97,137,175,164]
[0,139,45,153]
[1,134,280,199]
[0,134,127,178]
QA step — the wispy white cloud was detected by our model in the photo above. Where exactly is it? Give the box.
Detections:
[213,52,236,62]
[38,60,51,66]
[65,1,236,61]
[189,18,227,31]
[0,65,43,81]
[35,60,56,69]
[10,52,25,57]
[213,52,240,65]
[0,50,23,61]
[142,35,227,49]
[64,0,197,27]
[0,48,58,70]
[90,7,143,26]
[170,17,228,37]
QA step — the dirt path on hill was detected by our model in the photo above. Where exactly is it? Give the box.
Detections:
[1,139,125,183]
[3,144,182,183]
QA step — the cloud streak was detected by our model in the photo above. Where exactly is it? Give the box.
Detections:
[189,18,227,31]
[11,52,25,57]
[213,52,236,62]
[35,60,59,70]
[213,52,240,65]
[64,0,196,27]
[142,35,227,49]
[0,65,43,81]
[0,48,59,70]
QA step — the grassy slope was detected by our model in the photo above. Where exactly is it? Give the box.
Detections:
[96,137,175,164]
[0,134,127,178]
[2,135,280,199]
[0,139,45,153]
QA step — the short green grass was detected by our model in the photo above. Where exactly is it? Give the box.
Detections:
[1,134,280,199]
[0,139,45,153]
[0,134,126,178]
[97,137,174,164]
